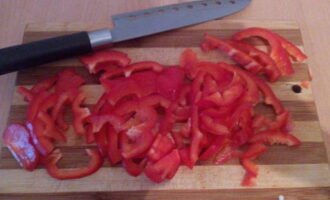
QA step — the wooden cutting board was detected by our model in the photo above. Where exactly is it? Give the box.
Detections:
[1,20,330,200]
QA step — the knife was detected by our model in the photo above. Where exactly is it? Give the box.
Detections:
[0,0,251,75]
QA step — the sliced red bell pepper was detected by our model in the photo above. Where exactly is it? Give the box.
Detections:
[179,147,194,169]
[232,28,294,75]
[190,106,203,164]
[72,91,91,136]
[3,123,40,171]
[88,113,123,133]
[27,91,51,122]
[144,149,181,183]
[85,125,95,144]
[122,158,147,177]
[31,75,58,94]
[203,34,264,74]
[107,125,121,165]
[42,148,103,180]
[227,40,281,82]
[199,136,228,161]
[250,131,301,146]
[200,114,230,136]
[180,48,200,79]
[214,145,240,165]
[37,112,66,142]
[51,89,78,125]
[26,121,54,156]
[241,172,257,186]
[123,61,163,77]
[55,69,85,93]
[171,131,185,149]
[275,34,307,62]
[147,134,175,162]
[269,110,294,132]
[241,142,268,159]
[94,124,108,157]
[79,49,131,74]
[253,76,284,114]
[240,158,258,176]
[17,86,34,102]
[218,62,260,105]
[156,66,185,101]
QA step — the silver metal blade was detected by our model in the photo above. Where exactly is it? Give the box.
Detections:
[110,0,251,42]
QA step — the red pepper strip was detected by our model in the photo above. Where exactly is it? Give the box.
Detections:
[17,87,34,102]
[199,137,228,161]
[241,142,268,159]
[72,91,91,136]
[43,148,103,180]
[124,61,163,77]
[171,131,185,149]
[26,121,54,156]
[214,145,239,165]
[253,76,284,114]
[179,147,194,169]
[200,114,230,136]
[106,79,144,105]
[202,75,218,97]
[37,112,66,142]
[94,124,108,157]
[190,106,203,164]
[227,40,281,82]
[31,75,58,95]
[156,66,185,101]
[269,110,294,132]
[88,113,123,133]
[27,91,51,122]
[144,149,181,183]
[232,28,294,75]
[218,62,260,105]
[250,131,301,146]
[203,34,264,74]
[201,107,233,119]
[199,83,244,107]
[120,129,155,159]
[55,107,69,131]
[55,69,85,93]
[240,158,258,176]
[107,125,121,165]
[85,125,95,144]
[122,158,147,177]
[3,123,40,171]
[147,134,175,162]
[79,49,131,74]
[180,48,199,79]
[139,94,171,109]
[268,29,307,62]
[100,69,125,81]
[93,93,108,113]
[51,89,78,124]
[241,172,257,186]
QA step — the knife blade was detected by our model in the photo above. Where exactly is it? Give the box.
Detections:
[0,0,251,75]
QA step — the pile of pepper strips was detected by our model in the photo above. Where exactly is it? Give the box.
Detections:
[3,27,306,185]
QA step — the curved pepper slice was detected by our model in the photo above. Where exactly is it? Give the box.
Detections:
[43,148,103,180]
[55,69,85,93]
[218,62,260,105]
[147,134,175,162]
[241,142,268,159]
[250,131,301,146]
[26,121,54,156]
[199,136,228,161]
[79,50,131,74]
[144,149,181,183]
[122,158,147,177]
[202,34,264,74]
[94,124,108,157]
[227,40,281,82]
[72,91,91,136]
[27,91,51,122]
[200,114,230,136]
[253,76,284,114]
[107,125,121,165]
[3,123,40,171]
[232,28,294,75]
[214,145,240,165]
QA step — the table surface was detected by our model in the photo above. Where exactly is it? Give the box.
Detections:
[0,0,330,167]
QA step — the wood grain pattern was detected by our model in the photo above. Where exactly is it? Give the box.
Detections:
[1,13,330,200]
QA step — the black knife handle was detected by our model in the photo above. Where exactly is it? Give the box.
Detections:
[0,32,92,75]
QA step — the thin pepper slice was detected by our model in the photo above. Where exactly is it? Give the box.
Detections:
[43,148,103,180]
[72,91,91,136]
